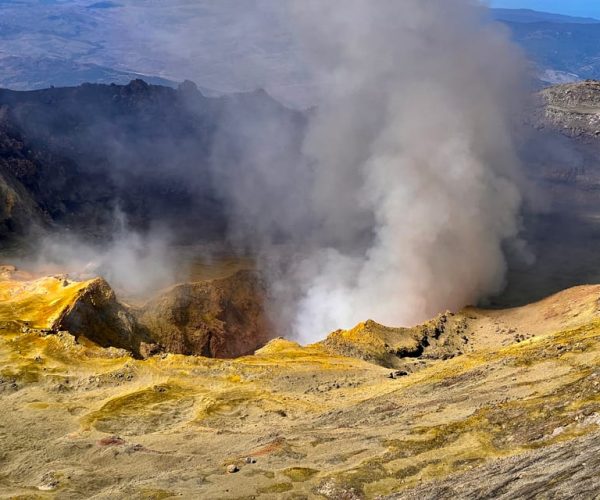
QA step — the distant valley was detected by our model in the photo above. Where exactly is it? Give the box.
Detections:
[492,9,600,84]
[2,3,600,103]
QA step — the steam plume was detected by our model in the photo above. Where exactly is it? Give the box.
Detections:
[219,0,527,342]
[7,1,528,345]
[15,212,180,298]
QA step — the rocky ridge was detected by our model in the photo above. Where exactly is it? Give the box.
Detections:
[537,80,600,137]
[0,79,304,243]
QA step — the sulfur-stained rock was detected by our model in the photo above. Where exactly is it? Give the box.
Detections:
[37,471,59,492]
[134,270,273,358]
[320,320,426,368]
[0,270,274,359]
[138,341,164,359]
[0,275,150,356]
[226,464,239,474]
[321,285,600,369]
[54,277,151,355]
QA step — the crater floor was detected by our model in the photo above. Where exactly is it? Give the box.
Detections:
[0,271,598,499]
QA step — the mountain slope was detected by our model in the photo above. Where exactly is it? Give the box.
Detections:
[487,9,600,84]
[491,8,600,24]
[505,21,600,82]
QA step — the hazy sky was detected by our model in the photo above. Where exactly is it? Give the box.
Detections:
[489,0,600,18]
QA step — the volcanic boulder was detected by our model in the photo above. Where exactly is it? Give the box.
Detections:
[0,275,148,354]
[135,270,273,358]
[54,277,150,354]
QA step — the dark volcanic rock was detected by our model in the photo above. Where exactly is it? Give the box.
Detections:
[386,430,600,500]
[0,80,305,243]
[0,118,48,239]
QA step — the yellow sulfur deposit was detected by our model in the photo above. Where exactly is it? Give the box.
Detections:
[0,272,598,498]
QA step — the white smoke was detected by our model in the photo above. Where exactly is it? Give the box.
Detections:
[18,0,527,343]
[14,212,181,299]
[270,0,527,342]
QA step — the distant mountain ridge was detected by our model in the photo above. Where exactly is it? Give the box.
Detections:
[488,8,600,85]
[0,3,599,99]
[491,8,600,24]
[0,55,177,91]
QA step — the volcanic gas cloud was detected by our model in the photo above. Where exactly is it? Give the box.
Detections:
[214,0,527,342]
[15,1,527,344]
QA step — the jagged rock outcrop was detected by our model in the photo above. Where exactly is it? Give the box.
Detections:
[135,270,273,358]
[0,118,47,239]
[321,320,426,368]
[320,314,470,368]
[536,80,600,137]
[53,277,150,355]
[0,269,273,359]
[0,274,149,355]
[321,284,600,369]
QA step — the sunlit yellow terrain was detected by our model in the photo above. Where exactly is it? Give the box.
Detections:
[0,270,598,498]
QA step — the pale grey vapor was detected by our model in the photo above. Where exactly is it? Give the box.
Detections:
[276,0,527,341]
[5,1,529,344]
[283,0,527,341]
[214,0,528,342]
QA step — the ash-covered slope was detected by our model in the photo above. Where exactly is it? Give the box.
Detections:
[0,79,305,243]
